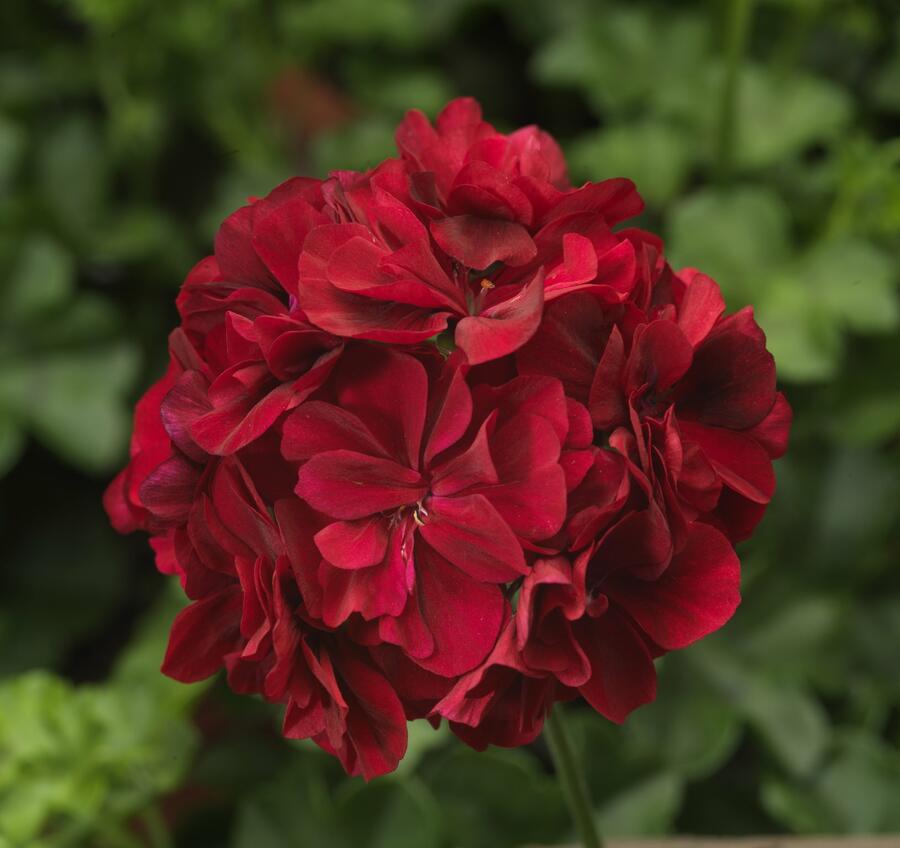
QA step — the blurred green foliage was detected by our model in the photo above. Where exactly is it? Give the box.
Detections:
[1,0,898,844]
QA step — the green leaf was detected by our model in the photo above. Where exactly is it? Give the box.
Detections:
[0,343,140,472]
[596,772,683,836]
[667,186,791,304]
[423,747,567,848]
[336,778,442,848]
[6,235,75,322]
[764,731,900,833]
[736,67,852,169]
[37,117,107,234]
[533,8,710,119]
[624,654,742,780]
[311,119,398,175]
[567,121,693,206]
[697,646,829,777]
[806,238,899,334]
[755,277,843,383]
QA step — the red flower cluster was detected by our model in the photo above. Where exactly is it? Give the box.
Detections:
[106,99,791,779]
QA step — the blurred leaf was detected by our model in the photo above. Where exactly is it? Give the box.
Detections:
[625,654,742,780]
[423,747,567,848]
[755,277,842,382]
[567,120,693,206]
[808,238,898,333]
[740,596,844,683]
[0,669,196,845]
[596,772,684,836]
[336,778,441,848]
[736,66,852,169]
[763,731,900,833]
[533,7,710,119]
[311,118,398,175]
[233,762,441,848]
[6,235,75,322]
[0,343,139,472]
[37,117,108,234]
[279,0,419,55]
[698,646,829,777]
[667,186,791,303]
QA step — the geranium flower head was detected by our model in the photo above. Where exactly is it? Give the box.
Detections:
[106,97,790,778]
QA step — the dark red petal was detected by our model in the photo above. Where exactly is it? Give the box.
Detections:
[680,421,775,504]
[516,292,611,403]
[455,270,544,365]
[420,494,528,582]
[429,416,500,496]
[608,523,741,650]
[315,516,390,570]
[328,645,408,780]
[334,347,428,470]
[676,307,776,430]
[423,365,473,467]
[747,391,792,459]
[139,455,200,524]
[576,609,657,723]
[161,586,242,683]
[626,320,694,398]
[380,545,505,677]
[295,450,427,520]
[588,326,627,429]
[676,269,726,347]
[431,215,537,269]
[252,189,328,295]
[320,521,412,625]
[282,401,387,462]
[214,204,274,289]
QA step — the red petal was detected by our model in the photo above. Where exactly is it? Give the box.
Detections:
[676,269,726,347]
[608,523,740,650]
[575,609,657,723]
[680,421,775,504]
[747,391,792,459]
[431,215,537,269]
[326,645,408,780]
[380,545,506,677]
[315,516,390,570]
[676,307,776,430]
[588,326,627,429]
[282,401,387,461]
[455,270,544,365]
[295,450,427,520]
[419,494,527,582]
[161,586,243,682]
[333,347,428,470]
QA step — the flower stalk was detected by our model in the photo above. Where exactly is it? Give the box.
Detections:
[716,0,753,185]
[545,706,603,848]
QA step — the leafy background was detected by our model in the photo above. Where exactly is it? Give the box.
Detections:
[1,0,899,845]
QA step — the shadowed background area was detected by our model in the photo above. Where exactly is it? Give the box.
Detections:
[1,0,899,845]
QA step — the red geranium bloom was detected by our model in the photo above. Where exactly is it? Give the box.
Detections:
[105,97,791,778]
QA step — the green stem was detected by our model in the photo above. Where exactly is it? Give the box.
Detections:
[545,706,603,848]
[140,806,174,848]
[716,0,754,185]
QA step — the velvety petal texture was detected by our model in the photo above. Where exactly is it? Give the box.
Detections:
[105,97,790,778]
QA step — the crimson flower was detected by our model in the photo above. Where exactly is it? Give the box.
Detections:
[105,97,791,779]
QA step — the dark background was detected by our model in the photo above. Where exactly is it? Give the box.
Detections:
[1,0,899,845]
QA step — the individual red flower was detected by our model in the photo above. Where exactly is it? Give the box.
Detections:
[282,345,577,678]
[105,96,791,779]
